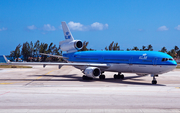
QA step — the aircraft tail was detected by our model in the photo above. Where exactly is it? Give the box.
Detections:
[59,22,83,53]
[61,21,74,41]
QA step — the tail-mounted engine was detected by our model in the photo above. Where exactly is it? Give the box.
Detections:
[60,40,83,52]
[84,67,101,78]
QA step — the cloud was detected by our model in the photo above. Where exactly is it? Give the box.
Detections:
[157,26,168,31]
[43,24,56,31]
[175,25,180,30]
[67,21,108,31]
[42,24,56,31]
[0,27,7,31]
[91,22,108,30]
[68,21,85,31]
[27,25,36,30]
[26,21,108,33]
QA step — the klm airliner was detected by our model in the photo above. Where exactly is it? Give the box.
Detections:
[3,22,177,84]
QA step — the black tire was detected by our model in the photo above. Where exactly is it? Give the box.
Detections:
[82,75,93,80]
[82,75,87,80]
[99,75,105,79]
[152,80,157,84]
[117,75,121,79]
[114,74,117,79]
[120,74,124,79]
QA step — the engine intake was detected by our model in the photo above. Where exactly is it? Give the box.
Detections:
[84,67,101,78]
[60,40,83,52]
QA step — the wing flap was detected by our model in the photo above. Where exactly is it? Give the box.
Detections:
[7,62,109,67]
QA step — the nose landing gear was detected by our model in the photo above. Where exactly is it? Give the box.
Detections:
[151,75,158,84]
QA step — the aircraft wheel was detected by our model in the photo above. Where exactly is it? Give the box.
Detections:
[99,75,105,79]
[152,80,157,84]
[82,75,87,80]
[114,74,118,79]
[82,75,93,80]
[120,74,124,79]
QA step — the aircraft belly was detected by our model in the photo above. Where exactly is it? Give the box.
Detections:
[73,63,176,75]
[105,64,176,74]
[106,64,129,72]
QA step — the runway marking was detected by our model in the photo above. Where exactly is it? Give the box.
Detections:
[25,69,59,86]
[0,91,10,96]
[35,69,59,80]
[0,83,13,85]
[0,69,59,85]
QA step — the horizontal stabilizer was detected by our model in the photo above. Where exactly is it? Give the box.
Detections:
[39,53,68,59]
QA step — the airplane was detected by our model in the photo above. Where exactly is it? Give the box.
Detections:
[3,21,177,84]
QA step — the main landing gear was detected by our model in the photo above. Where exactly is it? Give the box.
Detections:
[151,75,158,84]
[99,74,105,79]
[82,75,105,80]
[114,72,124,79]
[82,75,93,80]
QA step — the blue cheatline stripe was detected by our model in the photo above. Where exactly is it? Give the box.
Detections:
[68,60,177,66]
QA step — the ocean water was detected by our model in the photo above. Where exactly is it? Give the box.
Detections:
[0,55,6,63]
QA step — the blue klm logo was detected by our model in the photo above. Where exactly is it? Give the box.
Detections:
[65,32,71,39]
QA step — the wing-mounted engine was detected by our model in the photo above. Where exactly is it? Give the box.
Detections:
[60,40,83,52]
[84,67,101,78]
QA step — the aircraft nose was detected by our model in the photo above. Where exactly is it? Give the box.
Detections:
[173,60,177,65]
[170,61,177,66]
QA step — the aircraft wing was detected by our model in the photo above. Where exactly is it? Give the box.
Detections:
[3,55,109,69]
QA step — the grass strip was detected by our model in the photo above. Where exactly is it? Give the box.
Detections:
[176,65,180,69]
[0,65,32,68]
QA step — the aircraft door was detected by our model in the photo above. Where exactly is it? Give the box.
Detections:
[153,57,158,65]
[128,56,133,72]
[129,56,133,65]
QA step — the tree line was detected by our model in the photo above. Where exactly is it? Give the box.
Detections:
[9,40,180,62]
[9,40,62,62]
[105,41,180,58]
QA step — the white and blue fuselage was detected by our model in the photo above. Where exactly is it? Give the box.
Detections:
[63,51,177,75]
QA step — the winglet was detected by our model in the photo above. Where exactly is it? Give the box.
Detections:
[3,55,10,63]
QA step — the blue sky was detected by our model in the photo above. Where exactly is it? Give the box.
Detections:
[0,0,180,55]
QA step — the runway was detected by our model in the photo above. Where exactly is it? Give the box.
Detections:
[0,65,180,113]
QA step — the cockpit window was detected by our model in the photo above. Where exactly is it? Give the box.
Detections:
[168,58,174,61]
[162,58,174,62]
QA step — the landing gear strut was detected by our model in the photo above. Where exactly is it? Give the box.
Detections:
[114,72,124,79]
[151,75,158,84]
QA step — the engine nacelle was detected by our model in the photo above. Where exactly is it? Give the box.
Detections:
[60,40,83,52]
[84,67,101,78]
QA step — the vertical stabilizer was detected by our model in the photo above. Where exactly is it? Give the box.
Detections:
[3,55,10,63]
[61,21,74,41]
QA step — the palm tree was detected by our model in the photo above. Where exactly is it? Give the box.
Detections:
[132,46,139,51]
[160,47,167,53]
[147,44,153,51]
[174,46,179,52]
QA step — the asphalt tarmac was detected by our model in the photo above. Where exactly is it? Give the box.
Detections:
[0,65,180,113]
